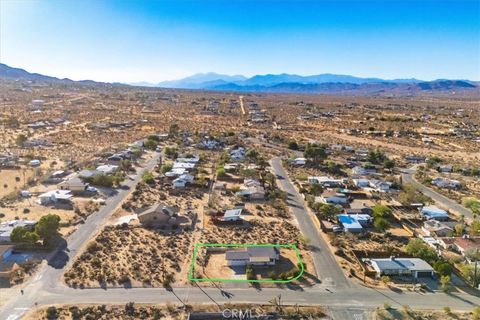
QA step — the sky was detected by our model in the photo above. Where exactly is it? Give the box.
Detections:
[0,0,479,83]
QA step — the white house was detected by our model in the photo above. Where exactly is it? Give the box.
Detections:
[365,257,434,279]
[173,173,194,189]
[292,157,306,166]
[223,208,243,221]
[38,190,72,205]
[317,190,349,205]
[96,164,119,175]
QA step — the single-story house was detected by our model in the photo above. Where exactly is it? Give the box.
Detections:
[244,178,262,188]
[352,178,370,188]
[173,162,196,171]
[137,203,191,229]
[0,220,37,243]
[365,257,434,279]
[337,214,372,233]
[230,147,246,162]
[317,190,349,205]
[454,237,480,256]
[173,173,194,189]
[236,186,265,200]
[225,246,280,267]
[420,206,449,221]
[308,176,344,188]
[369,179,393,192]
[38,190,73,205]
[422,220,454,237]
[165,168,187,177]
[58,176,89,193]
[223,208,243,221]
[176,155,200,164]
[431,177,461,189]
[292,157,306,166]
[96,164,119,175]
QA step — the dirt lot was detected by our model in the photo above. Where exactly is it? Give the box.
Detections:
[64,225,194,287]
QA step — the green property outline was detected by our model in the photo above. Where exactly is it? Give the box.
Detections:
[188,243,304,283]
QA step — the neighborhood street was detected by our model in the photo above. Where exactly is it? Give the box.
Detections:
[401,168,474,221]
[270,157,351,289]
[1,152,161,320]
[2,156,480,320]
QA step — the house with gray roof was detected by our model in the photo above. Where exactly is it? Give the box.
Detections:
[225,246,279,266]
[364,257,434,279]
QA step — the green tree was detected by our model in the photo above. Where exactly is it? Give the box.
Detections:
[462,197,480,215]
[374,217,391,231]
[470,220,480,236]
[142,171,154,184]
[216,166,226,177]
[304,144,326,164]
[35,214,60,240]
[405,238,438,264]
[314,203,341,219]
[10,226,39,244]
[372,205,392,219]
[143,139,158,150]
[160,163,173,174]
[440,275,451,292]
[433,261,453,276]
[383,159,396,170]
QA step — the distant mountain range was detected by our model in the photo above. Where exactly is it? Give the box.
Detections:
[139,72,478,94]
[0,63,477,95]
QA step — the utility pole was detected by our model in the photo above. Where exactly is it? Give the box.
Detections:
[474,248,478,289]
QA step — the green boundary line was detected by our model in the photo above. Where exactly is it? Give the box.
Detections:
[188,243,304,283]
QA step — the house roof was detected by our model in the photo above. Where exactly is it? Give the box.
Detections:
[421,206,449,218]
[224,208,242,219]
[369,257,434,272]
[225,246,279,261]
[454,237,480,252]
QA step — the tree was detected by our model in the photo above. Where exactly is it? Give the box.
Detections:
[380,275,391,286]
[142,171,154,184]
[372,205,392,219]
[314,203,341,219]
[405,238,438,264]
[398,183,431,205]
[374,217,390,231]
[10,226,39,244]
[246,149,258,159]
[459,263,480,286]
[440,275,451,292]
[143,139,158,150]
[288,141,299,150]
[433,261,453,277]
[160,163,173,174]
[35,214,60,240]
[367,149,386,164]
[383,159,395,170]
[304,144,326,164]
[462,197,480,215]
[216,166,226,177]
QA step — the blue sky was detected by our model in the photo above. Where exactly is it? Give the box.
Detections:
[1,0,479,82]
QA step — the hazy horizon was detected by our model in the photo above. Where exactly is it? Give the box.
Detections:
[1,0,479,83]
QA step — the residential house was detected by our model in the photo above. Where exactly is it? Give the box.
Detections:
[292,157,306,166]
[236,186,265,200]
[317,190,349,205]
[173,173,194,189]
[0,220,36,243]
[352,178,371,189]
[137,203,191,230]
[369,179,393,192]
[308,176,344,188]
[78,169,102,179]
[364,257,434,279]
[437,165,453,173]
[422,220,454,237]
[38,190,73,205]
[96,164,119,175]
[431,177,461,189]
[336,214,372,233]
[230,147,246,162]
[420,206,449,221]
[29,159,41,167]
[352,166,377,176]
[58,176,90,193]
[225,246,280,267]
[223,208,243,222]
[454,236,480,257]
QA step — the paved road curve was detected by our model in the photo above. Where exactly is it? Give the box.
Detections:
[401,168,474,221]
[270,157,351,289]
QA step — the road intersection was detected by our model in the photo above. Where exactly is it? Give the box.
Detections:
[1,154,479,320]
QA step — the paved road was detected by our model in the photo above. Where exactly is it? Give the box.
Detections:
[401,168,474,221]
[1,152,161,320]
[270,157,351,289]
[3,156,480,320]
